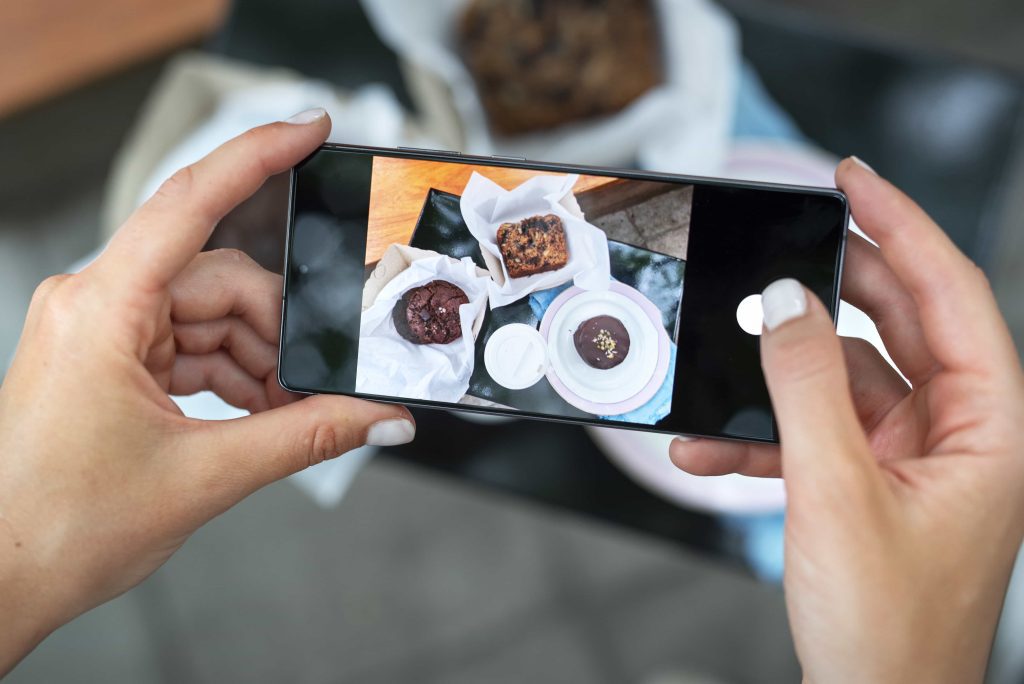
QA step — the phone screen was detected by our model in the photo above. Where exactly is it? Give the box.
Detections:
[281,146,847,442]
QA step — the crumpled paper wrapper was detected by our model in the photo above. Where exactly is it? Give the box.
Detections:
[460,172,610,308]
[356,248,490,402]
[361,244,488,336]
[359,0,739,170]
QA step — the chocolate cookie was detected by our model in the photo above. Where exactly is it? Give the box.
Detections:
[573,315,630,369]
[392,280,469,345]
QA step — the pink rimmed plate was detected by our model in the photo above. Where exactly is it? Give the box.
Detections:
[539,282,671,416]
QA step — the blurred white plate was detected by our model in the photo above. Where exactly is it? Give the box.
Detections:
[588,428,787,514]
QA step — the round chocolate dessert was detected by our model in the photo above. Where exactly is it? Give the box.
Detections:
[392,280,469,345]
[573,315,630,369]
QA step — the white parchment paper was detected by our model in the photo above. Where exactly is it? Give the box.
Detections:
[359,0,738,169]
[460,172,610,308]
[356,255,490,402]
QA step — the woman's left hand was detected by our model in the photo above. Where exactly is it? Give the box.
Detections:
[0,110,416,674]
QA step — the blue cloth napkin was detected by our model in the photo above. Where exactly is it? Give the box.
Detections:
[528,284,677,425]
[527,282,572,320]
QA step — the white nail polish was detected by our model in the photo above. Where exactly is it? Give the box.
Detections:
[366,418,416,447]
[850,155,876,175]
[761,278,807,331]
[284,107,327,125]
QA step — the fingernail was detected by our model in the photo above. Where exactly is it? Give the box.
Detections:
[284,107,327,125]
[366,418,416,447]
[669,436,695,457]
[761,278,807,331]
[849,155,876,175]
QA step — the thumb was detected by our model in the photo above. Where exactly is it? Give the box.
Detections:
[185,395,415,504]
[759,278,873,487]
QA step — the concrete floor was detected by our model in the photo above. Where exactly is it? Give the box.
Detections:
[5,460,800,684]
[2,2,1024,683]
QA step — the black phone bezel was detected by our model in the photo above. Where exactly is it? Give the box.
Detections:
[279,143,849,444]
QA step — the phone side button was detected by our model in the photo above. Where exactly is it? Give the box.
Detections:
[491,154,526,161]
[397,146,461,156]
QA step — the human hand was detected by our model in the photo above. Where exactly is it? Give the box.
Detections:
[0,109,415,674]
[670,158,1024,683]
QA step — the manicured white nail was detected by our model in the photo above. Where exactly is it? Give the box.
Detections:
[284,107,327,125]
[761,278,807,331]
[366,418,416,447]
[850,155,876,175]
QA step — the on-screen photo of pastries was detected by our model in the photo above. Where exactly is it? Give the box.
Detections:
[354,154,691,426]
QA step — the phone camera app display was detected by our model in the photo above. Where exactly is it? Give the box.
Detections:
[351,155,689,427]
[281,147,846,442]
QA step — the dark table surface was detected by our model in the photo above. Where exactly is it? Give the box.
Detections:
[208,0,1023,566]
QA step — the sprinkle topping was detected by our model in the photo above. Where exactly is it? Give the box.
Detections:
[593,329,618,358]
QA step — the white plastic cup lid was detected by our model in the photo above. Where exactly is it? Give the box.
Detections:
[484,323,548,390]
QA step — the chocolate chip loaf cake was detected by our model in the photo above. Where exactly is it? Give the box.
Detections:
[458,0,663,135]
[496,214,569,279]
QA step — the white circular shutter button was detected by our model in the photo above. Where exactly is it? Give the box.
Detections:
[736,294,764,336]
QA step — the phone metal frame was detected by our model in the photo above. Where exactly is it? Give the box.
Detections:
[279,143,849,443]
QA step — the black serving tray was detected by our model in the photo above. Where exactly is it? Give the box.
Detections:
[408,188,685,416]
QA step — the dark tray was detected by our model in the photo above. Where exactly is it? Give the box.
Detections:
[408,188,685,415]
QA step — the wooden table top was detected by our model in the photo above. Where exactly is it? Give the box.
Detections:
[0,0,227,116]
[365,156,613,265]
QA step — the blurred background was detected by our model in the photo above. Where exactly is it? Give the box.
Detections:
[1,1,1023,682]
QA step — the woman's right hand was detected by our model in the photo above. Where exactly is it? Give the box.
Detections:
[671,158,1024,684]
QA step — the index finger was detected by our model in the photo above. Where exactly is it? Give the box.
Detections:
[836,157,1017,375]
[96,109,330,293]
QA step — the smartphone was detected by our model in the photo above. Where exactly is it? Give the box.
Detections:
[279,144,848,443]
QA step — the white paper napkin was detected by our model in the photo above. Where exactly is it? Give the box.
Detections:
[356,254,490,402]
[460,172,610,308]
[359,0,738,168]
